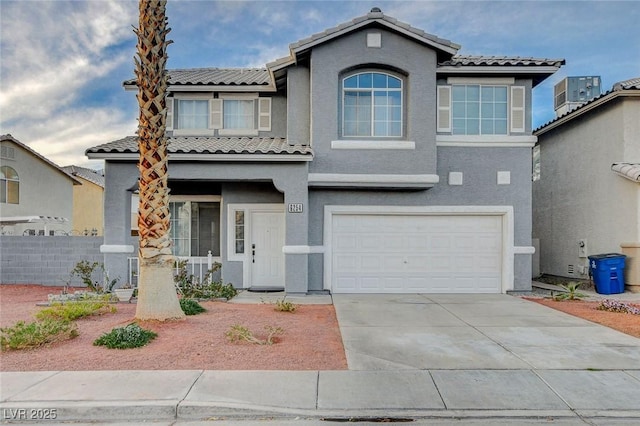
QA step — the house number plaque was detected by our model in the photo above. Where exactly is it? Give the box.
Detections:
[288,203,304,213]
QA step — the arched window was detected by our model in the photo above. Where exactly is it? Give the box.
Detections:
[0,166,19,204]
[342,71,403,137]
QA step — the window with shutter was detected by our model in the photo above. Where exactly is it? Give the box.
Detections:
[437,86,452,132]
[166,98,174,130]
[209,99,223,129]
[258,98,271,131]
[510,86,525,133]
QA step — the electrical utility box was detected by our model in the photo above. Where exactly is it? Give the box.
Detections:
[554,76,601,116]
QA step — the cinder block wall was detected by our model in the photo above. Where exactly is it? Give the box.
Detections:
[0,236,103,286]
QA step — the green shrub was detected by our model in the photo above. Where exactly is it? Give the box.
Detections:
[174,261,238,300]
[225,324,283,345]
[66,260,119,293]
[36,301,116,322]
[274,299,297,313]
[179,298,206,315]
[93,323,157,349]
[1,319,78,351]
[554,282,587,301]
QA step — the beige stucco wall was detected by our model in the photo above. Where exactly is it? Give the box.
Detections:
[71,176,104,236]
[533,97,640,279]
[0,140,75,235]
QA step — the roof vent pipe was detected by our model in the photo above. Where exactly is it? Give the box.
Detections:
[370,7,382,13]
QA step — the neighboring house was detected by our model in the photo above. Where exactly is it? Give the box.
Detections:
[0,134,80,235]
[87,8,563,294]
[62,166,105,236]
[533,78,640,289]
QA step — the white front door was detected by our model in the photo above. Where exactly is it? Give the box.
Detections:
[250,211,285,288]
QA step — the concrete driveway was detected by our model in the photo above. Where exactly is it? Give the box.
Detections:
[333,293,640,370]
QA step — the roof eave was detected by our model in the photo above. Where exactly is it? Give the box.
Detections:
[535,90,640,136]
[86,152,313,162]
[291,18,459,58]
[123,83,277,93]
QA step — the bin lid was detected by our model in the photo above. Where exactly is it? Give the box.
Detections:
[588,253,627,260]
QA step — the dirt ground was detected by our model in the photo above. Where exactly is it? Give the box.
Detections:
[525,297,640,338]
[0,285,347,371]
[2,285,639,372]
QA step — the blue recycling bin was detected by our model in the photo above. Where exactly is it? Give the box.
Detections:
[588,253,627,295]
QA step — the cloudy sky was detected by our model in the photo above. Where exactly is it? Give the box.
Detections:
[1,0,638,169]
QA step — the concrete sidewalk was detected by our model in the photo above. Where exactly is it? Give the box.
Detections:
[2,293,640,424]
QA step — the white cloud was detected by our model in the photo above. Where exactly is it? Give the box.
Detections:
[13,106,137,168]
[0,1,136,121]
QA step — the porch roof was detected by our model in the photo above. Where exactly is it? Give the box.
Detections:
[86,136,313,161]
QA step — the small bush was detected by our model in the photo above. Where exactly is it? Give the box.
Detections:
[554,282,586,301]
[1,319,78,351]
[93,323,157,349]
[179,298,206,315]
[274,299,297,313]
[597,299,640,315]
[174,261,238,300]
[36,301,116,322]
[225,324,283,345]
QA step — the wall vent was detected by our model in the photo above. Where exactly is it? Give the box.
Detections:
[1,146,15,159]
[567,264,575,275]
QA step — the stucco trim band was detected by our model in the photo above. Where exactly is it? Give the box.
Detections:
[308,173,439,188]
[513,246,535,255]
[331,140,416,150]
[100,245,135,254]
[282,245,325,254]
[436,135,537,147]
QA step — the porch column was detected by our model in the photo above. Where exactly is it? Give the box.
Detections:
[101,162,137,286]
[275,165,309,294]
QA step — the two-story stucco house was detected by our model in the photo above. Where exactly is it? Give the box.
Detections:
[1,134,80,236]
[87,9,563,294]
[533,78,640,291]
[62,166,105,236]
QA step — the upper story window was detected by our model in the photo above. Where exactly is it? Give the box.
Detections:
[342,72,402,137]
[437,84,525,135]
[168,93,271,136]
[0,166,19,204]
[452,85,507,135]
[221,97,256,133]
[177,99,209,130]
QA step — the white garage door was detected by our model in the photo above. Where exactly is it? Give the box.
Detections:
[331,214,503,293]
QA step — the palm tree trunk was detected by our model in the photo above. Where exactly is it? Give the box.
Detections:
[134,0,184,321]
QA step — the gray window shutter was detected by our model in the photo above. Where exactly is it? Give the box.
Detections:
[166,97,174,130]
[258,98,272,131]
[437,86,451,132]
[510,86,525,133]
[210,98,223,129]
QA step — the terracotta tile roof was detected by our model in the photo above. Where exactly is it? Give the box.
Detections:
[612,163,640,183]
[613,77,640,90]
[62,165,105,188]
[87,136,313,156]
[124,68,272,87]
[439,56,566,67]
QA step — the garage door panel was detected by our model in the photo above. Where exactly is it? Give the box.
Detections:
[331,213,503,293]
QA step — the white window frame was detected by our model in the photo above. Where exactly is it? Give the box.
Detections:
[0,165,19,204]
[172,94,215,136]
[450,84,509,136]
[219,93,259,136]
[341,71,403,138]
